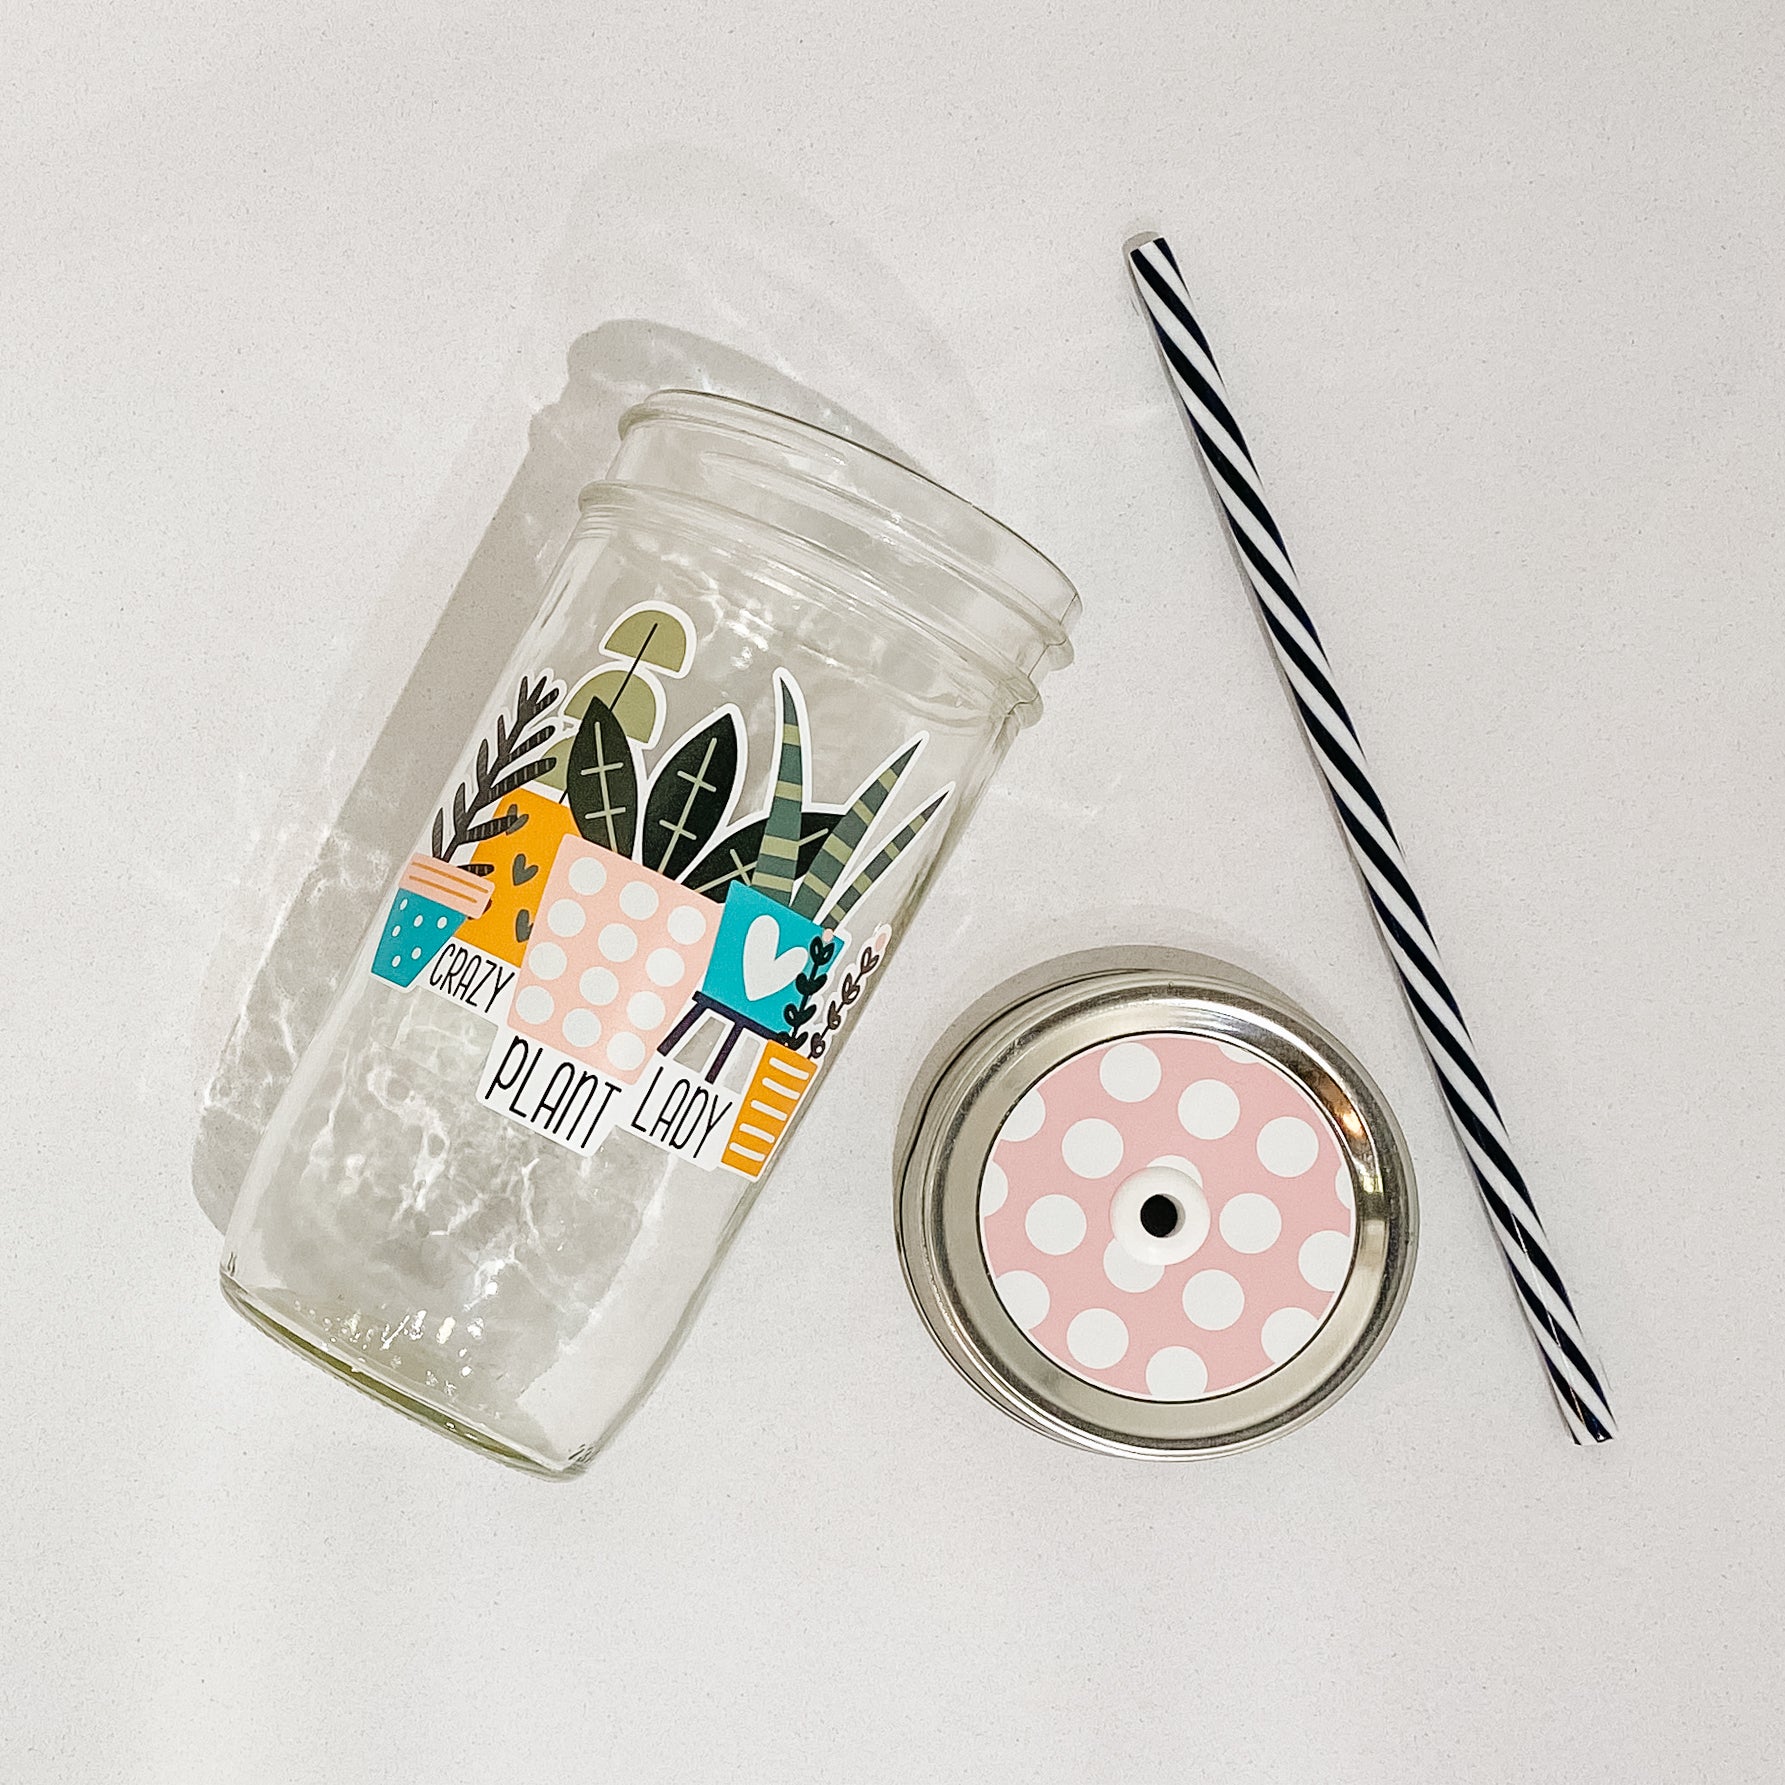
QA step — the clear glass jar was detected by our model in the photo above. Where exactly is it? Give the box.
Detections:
[222,391,1079,1473]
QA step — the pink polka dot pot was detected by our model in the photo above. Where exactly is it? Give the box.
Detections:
[508,839,716,1082]
[896,950,1416,1457]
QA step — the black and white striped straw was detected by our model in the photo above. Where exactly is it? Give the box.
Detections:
[1127,232,1615,1443]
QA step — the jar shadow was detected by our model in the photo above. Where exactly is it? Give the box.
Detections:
[191,323,924,1230]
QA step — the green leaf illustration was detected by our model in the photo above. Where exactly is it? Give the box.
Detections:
[640,706,744,879]
[751,673,807,904]
[600,604,693,676]
[684,809,843,905]
[791,738,920,919]
[565,665,662,747]
[822,789,950,927]
[564,690,640,856]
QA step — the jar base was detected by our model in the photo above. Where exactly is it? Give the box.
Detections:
[219,1268,589,1479]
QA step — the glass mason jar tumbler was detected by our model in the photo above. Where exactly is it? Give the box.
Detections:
[223,391,1080,1473]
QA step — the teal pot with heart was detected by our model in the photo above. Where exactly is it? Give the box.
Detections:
[223,391,1080,1474]
[696,882,840,1048]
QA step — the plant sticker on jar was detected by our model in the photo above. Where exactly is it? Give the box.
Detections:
[371,602,949,1179]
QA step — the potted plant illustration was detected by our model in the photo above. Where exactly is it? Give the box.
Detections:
[371,671,563,987]
[503,659,948,1093]
[670,672,945,1060]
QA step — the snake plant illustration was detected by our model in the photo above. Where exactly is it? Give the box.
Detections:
[683,809,844,903]
[743,675,947,925]
[559,668,946,930]
[690,672,946,1044]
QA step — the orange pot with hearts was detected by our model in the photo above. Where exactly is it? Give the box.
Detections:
[456,787,580,966]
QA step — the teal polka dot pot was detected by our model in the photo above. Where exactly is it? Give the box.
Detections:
[373,891,467,986]
[370,855,497,987]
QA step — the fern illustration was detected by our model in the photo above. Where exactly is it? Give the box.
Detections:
[432,673,563,867]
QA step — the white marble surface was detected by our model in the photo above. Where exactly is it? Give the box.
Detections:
[5,3,1782,1778]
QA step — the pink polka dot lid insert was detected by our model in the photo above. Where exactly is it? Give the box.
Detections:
[980,1033,1355,1400]
[895,951,1416,1455]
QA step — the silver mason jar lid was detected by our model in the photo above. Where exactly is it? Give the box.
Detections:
[894,949,1417,1457]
